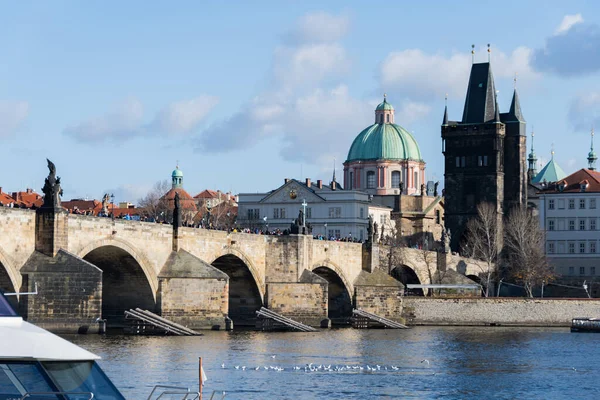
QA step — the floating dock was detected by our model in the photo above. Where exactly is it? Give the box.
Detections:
[352,309,409,329]
[256,307,318,332]
[124,308,201,336]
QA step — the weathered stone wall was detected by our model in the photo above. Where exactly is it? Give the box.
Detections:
[0,208,35,290]
[158,278,228,330]
[310,240,362,294]
[19,250,102,333]
[265,236,301,283]
[35,209,68,257]
[403,297,600,327]
[354,286,403,321]
[265,282,327,327]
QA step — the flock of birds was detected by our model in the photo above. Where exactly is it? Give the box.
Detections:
[221,358,434,375]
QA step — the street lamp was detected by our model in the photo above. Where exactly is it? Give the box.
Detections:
[263,216,268,234]
[497,278,503,297]
[324,222,328,238]
[110,194,115,221]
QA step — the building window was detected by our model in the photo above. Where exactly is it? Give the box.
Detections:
[580,242,586,253]
[580,267,585,275]
[592,266,596,275]
[478,156,483,167]
[548,220,555,231]
[580,219,586,230]
[273,208,279,219]
[483,155,488,166]
[558,199,565,209]
[414,171,419,188]
[386,114,390,123]
[461,156,466,167]
[247,209,259,220]
[305,208,310,219]
[591,219,596,231]
[392,171,401,188]
[360,208,364,219]
[558,242,565,254]
[569,242,575,253]
[367,171,376,189]
[569,266,574,275]
[455,157,460,168]
[580,199,586,209]
[569,220,575,231]
[380,214,387,225]
[591,198,597,209]
[569,199,575,209]
[548,242,555,254]
[328,229,341,239]
[548,199,555,210]
[329,207,341,218]
[591,242,597,254]
[349,172,353,190]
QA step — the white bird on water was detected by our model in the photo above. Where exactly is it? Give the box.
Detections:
[221,363,225,369]
[271,355,276,359]
[421,359,430,366]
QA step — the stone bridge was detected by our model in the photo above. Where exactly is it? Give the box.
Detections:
[0,207,486,331]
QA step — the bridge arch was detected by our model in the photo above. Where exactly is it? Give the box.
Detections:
[78,238,157,325]
[391,264,424,296]
[212,250,264,328]
[311,261,353,324]
[0,247,19,295]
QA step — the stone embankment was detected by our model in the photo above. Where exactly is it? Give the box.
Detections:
[403,297,600,327]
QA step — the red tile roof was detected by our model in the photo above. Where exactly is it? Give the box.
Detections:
[540,168,600,193]
[163,188,197,211]
[194,189,220,199]
[62,199,103,214]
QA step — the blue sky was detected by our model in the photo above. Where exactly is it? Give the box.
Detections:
[1,1,600,202]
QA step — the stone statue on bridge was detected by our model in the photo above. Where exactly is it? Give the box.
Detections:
[373,221,378,243]
[101,193,110,215]
[367,215,374,243]
[441,227,451,253]
[42,159,63,208]
[173,192,182,228]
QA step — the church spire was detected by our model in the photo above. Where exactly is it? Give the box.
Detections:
[442,94,448,126]
[493,91,501,123]
[527,128,538,181]
[588,127,597,171]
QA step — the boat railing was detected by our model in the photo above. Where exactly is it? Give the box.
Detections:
[147,385,200,400]
[20,391,94,399]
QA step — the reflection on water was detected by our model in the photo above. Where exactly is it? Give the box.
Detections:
[66,327,600,399]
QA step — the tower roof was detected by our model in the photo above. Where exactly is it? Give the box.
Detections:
[172,166,183,178]
[532,154,567,184]
[508,89,525,122]
[461,62,497,123]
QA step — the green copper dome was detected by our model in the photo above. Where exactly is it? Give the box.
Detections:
[346,123,422,162]
[172,167,183,178]
[375,97,394,111]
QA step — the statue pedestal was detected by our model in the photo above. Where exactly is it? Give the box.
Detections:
[35,207,69,257]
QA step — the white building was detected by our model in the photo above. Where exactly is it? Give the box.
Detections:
[237,178,392,241]
[539,168,600,279]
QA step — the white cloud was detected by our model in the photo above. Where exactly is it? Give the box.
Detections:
[380,46,540,101]
[555,14,584,35]
[285,12,350,44]
[64,96,217,143]
[0,101,29,138]
[568,92,600,131]
[151,95,218,135]
[64,98,144,142]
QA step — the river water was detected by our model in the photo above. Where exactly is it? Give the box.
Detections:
[67,327,600,399]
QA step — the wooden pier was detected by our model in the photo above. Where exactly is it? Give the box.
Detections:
[124,308,201,336]
[352,309,409,329]
[255,307,318,332]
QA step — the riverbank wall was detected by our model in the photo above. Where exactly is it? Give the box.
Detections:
[402,297,600,327]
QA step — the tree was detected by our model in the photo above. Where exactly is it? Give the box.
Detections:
[461,202,501,297]
[504,206,554,297]
[138,180,170,222]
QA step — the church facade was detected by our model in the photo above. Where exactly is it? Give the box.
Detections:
[442,61,527,251]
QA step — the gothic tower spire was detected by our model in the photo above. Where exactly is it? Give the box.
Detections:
[442,94,448,126]
[527,128,538,181]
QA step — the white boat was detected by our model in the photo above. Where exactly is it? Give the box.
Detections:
[0,292,205,399]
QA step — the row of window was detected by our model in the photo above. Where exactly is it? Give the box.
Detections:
[548,198,597,210]
[365,170,418,189]
[548,241,598,254]
[547,218,598,231]
[454,155,489,168]
[251,206,372,221]
[568,266,597,276]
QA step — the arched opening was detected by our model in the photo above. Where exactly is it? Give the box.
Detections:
[467,274,486,296]
[312,267,353,325]
[212,254,262,328]
[83,246,156,327]
[391,265,424,296]
[0,262,17,309]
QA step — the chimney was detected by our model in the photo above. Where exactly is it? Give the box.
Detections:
[27,188,33,194]
[331,181,337,191]
[0,187,2,194]
[305,178,311,188]
[317,180,323,189]
[284,178,290,184]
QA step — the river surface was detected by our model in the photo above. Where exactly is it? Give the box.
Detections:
[66,327,600,399]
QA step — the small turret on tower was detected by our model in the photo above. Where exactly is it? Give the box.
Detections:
[172,164,184,189]
[588,127,597,171]
[527,128,538,181]
[375,94,394,124]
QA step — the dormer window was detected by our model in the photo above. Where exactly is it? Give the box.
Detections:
[580,180,590,192]
[558,181,567,192]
